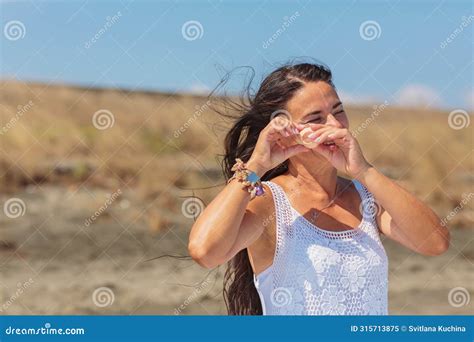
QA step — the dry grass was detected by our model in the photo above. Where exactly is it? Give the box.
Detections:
[0,79,472,229]
[0,80,472,316]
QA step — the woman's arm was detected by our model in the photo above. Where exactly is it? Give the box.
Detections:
[188,119,309,269]
[188,161,267,269]
[306,123,450,256]
[356,166,450,256]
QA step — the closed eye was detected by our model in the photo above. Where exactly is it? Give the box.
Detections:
[308,110,344,123]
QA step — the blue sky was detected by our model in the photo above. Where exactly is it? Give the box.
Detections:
[1,0,473,110]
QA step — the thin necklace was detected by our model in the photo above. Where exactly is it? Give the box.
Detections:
[309,182,343,226]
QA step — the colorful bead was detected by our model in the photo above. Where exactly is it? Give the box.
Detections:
[228,158,265,200]
[255,185,264,196]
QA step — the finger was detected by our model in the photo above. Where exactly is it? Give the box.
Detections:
[331,137,346,147]
[327,129,349,140]
[294,123,306,131]
[327,130,353,147]
[307,126,334,141]
[284,121,300,136]
[265,117,290,134]
[274,122,300,145]
[267,131,285,142]
[306,123,327,131]
[283,143,311,158]
[283,125,294,137]
[278,128,301,147]
[312,127,349,144]
[266,122,290,141]
[276,139,286,149]
[314,129,338,146]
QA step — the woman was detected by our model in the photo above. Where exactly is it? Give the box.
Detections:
[188,62,450,315]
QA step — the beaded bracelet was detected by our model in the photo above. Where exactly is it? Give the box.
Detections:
[227,158,265,200]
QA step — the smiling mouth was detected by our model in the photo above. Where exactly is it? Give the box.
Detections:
[323,141,335,146]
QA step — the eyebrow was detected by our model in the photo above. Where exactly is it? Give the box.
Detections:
[301,101,343,120]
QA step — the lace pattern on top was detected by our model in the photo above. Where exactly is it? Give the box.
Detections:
[253,179,389,315]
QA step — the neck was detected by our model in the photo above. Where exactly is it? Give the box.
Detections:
[285,158,339,203]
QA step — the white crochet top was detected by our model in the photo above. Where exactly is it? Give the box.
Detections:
[253,179,389,315]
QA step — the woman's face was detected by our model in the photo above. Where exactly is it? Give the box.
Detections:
[283,80,349,159]
[286,80,348,128]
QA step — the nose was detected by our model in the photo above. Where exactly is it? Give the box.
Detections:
[325,113,342,128]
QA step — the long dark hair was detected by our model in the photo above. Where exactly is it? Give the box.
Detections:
[212,61,335,315]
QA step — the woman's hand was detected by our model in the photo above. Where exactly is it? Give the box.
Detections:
[305,123,372,179]
[247,117,310,176]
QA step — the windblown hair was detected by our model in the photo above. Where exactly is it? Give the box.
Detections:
[211,61,335,315]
